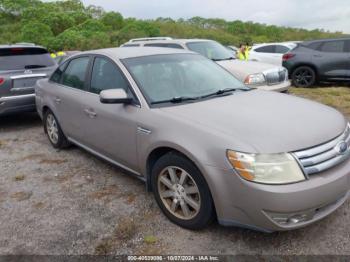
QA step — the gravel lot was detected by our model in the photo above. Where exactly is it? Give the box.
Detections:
[0,112,349,256]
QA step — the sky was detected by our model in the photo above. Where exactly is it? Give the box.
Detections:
[81,0,350,33]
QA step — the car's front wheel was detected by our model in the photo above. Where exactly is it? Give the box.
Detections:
[151,152,214,230]
[44,110,70,149]
[291,66,316,88]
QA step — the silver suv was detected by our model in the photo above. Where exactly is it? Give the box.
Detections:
[36,47,350,232]
[0,44,56,116]
[121,38,290,92]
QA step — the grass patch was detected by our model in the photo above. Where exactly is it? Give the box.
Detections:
[10,191,32,201]
[89,185,119,200]
[0,140,7,148]
[290,87,350,117]
[39,159,67,165]
[33,202,45,209]
[95,217,138,255]
[14,174,25,181]
[94,240,114,255]
[144,235,157,245]
[114,218,138,241]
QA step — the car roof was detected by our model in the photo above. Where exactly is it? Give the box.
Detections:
[122,38,215,46]
[302,37,350,45]
[253,42,297,47]
[0,44,47,49]
[79,47,196,60]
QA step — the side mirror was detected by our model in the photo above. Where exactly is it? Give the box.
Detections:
[100,89,133,104]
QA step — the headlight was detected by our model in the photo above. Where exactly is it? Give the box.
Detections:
[244,73,266,85]
[227,150,305,184]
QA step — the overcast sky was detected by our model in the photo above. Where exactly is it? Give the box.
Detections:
[81,0,350,33]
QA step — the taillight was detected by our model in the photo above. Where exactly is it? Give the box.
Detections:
[282,53,295,61]
[0,78,4,86]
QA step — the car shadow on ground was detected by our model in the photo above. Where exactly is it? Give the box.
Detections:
[0,112,42,131]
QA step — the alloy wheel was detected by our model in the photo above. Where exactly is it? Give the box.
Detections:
[157,166,201,220]
[294,69,314,87]
[46,114,59,144]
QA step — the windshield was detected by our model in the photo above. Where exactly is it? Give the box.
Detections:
[186,41,234,61]
[123,54,248,106]
[0,47,55,70]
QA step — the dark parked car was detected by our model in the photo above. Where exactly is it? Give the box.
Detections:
[283,38,350,87]
[0,44,56,116]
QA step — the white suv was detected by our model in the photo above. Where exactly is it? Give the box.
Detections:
[249,42,297,66]
[121,38,291,92]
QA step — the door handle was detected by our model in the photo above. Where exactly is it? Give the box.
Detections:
[84,108,97,118]
[313,54,322,58]
[54,97,61,104]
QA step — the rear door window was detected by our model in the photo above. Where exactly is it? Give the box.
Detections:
[275,45,290,54]
[345,40,350,52]
[306,42,322,50]
[61,57,90,90]
[319,41,346,53]
[254,45,276,53]
[0,47,55,71]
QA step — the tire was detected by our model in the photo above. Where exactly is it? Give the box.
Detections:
[291,66,316,88]
[151,152,214,230]
[43,109,70,149]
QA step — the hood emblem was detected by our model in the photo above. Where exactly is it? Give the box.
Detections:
[335,141,348,155]
[24,69,32,74]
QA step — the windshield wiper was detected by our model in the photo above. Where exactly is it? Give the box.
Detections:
[200,88,244,99]
[212,57,235,62]
[24,65,47,69]
[151,96,200,105]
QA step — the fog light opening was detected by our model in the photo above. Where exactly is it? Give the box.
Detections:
[267,211,315,226]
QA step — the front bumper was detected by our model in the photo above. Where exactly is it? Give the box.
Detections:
[204,157,350,232]
[0,94,36,116]
[251,80,291,92]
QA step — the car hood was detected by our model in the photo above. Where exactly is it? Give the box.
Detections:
[216,60,282,81]
[160,90,347,153]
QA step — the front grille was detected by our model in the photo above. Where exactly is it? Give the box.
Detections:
[293,123,350,175]
[266,70,287,85]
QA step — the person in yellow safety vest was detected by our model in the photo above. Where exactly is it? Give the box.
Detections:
[236,44,248,61]
[245,42,252,60]
[57,51,66,57]
[51,51,66,59]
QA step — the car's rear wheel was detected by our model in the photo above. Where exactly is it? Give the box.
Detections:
[44,110,70,149]
[292,66,316,88]
[151,152,214,230]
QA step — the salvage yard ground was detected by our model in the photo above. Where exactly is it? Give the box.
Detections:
[0,87,349,255]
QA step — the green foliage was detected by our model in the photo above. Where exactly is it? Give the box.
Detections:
[0,0,347,52]
[118,21,160,44]
[101,11,123,30]
[21,21,54,46]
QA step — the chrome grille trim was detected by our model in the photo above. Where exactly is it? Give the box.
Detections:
[265,69,287,85]
[294,123,350,175]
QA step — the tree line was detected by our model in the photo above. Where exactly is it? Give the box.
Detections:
[0,0,346,52]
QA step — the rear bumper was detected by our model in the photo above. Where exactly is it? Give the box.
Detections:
[204,158,350,232]
[0,94,36,115]
[253,80,291,92]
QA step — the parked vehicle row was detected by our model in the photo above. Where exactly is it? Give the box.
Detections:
[35,47,350,232]
[283,38,350,87]
[1,38,349,232]
[121,38,291,92]
[249,42,297,66]
[0,44,56,116]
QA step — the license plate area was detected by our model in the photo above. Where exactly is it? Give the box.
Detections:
[13,77,43,89]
